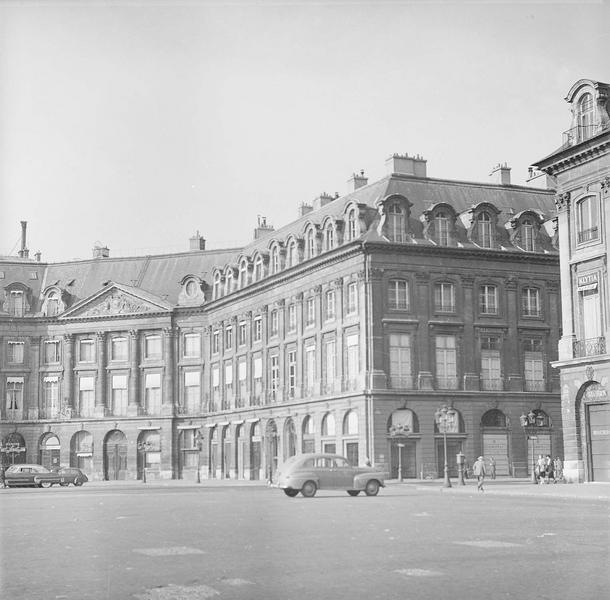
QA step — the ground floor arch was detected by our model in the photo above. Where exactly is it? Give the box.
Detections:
[39,432,61,470]
[104,429,127,481]
[70,430,93,474]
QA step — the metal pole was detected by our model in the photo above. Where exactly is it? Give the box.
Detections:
[398,443,403,483]
[443,428,452,488]
[531,435,537,484]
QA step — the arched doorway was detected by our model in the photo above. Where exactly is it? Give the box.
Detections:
[343,410,359,466]
[265,420,279,482]
[137,430,161,481]
[434,408,466,478]
[283,418,297,461]
[387,409,418,479]
[104,430,127,480]
[1,432,27,466]
[480,409,510,476]
[39,433,61,470]
[321,413,336,454]
[578,382,610,482]
[302,416,315,453]
[235,424,245,480]
[70,430,93,474]
[250,422,262,481]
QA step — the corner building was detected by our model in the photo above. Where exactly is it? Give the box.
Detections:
[533,78,610,482]
[1,154,560,481]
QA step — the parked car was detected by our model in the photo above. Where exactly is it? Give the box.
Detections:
[273,453,386,497]
[52,466,89,486]
[4,464,63,488]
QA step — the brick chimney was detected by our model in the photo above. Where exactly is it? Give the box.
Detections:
[254,215,274,240]
[490,162,511,185]
[189,231,206,251]
[347,170,368,192]
[18,221,29,259]
[299,202,313,217]
[312,192,335,211]
[93,243,110,259]
[386,153,427,178]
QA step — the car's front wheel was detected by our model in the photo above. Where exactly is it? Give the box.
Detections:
[40,481,53,488]
[301,480,317,498]
[347,490,360,496]
[283,488,299,497]
[364,480,380,496]
[74,479,83,486]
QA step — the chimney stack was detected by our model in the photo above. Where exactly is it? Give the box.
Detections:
[490,162,511,185]
[299,202,313,217]
[35,251,41,262]
[254,215,274,240]
[18,221,29,259]
[347,170,368,192]
[312,192,335,211]
[386,153,427,178]
[526,166,556,190]
[189,230,206,251]
[93,243,110,259]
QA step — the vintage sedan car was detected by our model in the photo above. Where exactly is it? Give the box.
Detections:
[274,453,386,497]
[5,464,63,488]
[52,466,89,486]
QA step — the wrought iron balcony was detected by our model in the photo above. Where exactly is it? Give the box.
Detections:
[480,378,503,391]
[435,376,459,390]
[573,337,606,358]
[389,375,415,390]
[525,380,546,392]
[562,124,603,147]
[577,227,599,244]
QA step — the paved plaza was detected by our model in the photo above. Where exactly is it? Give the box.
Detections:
[1,479,608,600]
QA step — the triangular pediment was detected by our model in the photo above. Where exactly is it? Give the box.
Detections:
[60,283,172,320]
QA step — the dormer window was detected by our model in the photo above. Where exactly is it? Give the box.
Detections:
[287,240,298,267]
[8,290,25,317]
[271,246,280,274]
[185,279,198,297]
[576,196,599,244]
[325,223,335,251]
[521,219,535,252]
[213,272,222,299]
[387,203,405,243]
[224,270,234,295]
[347,209,357,241]
[239,260,249,288]
[577,92,594,141]
[254,255,263,281]
[477,211,493,248]
[436,212,450,246]
[45,292,60,316]
[306,229,316,259]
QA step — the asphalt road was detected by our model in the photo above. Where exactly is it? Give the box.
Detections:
[1,483,608,600]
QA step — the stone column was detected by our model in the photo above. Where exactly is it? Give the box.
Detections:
[63,334,74,414]
[94,332,107,416]
[461,275,479,391]
[415,272,433,390]
[555,193,575,360]
[505,276,522,391]
[127,329,141,416]
[28,336,41,420]
[162,327,175,415]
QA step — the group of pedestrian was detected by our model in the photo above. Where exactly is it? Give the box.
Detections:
[535,454,563,484]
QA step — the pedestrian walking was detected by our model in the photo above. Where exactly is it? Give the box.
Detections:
[0,465,6,489]
[473,456,486,492]
[544,454,555,484]
[536,454,546,484]
[553,456,564,483]
[488,456,496,480]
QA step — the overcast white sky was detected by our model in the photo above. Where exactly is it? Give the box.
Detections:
[1,0,608,262]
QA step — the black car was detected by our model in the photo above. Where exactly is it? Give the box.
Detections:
[52,466,89,486]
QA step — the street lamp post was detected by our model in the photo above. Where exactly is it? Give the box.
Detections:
[434,405,456,488]
[389,423,410,483]
[137,441,153,484]
[0,442,26,465]
[520,410,538,484]
[195,429,204,484]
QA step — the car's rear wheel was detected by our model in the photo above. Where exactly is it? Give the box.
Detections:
[301,481,317,498]
[347,490,360,496]
[40,481,53,488]
[74,479,83,486]
[283,488,299,497]
[364,480,380,496]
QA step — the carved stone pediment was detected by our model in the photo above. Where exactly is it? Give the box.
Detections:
[61,287,170,319]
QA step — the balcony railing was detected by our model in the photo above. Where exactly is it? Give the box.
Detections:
[389,375,415,390]
[577,227,599,244]
[573,337,606,358]
[436,376,459,390]
[480,378,503,391]
[525,380,546,392]
[562,124,603,147]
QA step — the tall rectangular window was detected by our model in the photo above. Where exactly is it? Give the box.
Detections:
[521,288,540,317]
[145,373,161,414]
[434,283,455,312]
[184,333,201,358]
[111,374,128,415]
[287,304,297,333]
[225,327,233,351]
[238,322,247,346]
[6,378,24,417]
[79,339,95,362]
[479,285,497,315]
[577,197,599,244]
[211,364,220,410]
[238,357,247,405]
[253,318,262,342]
[253,355,262,405]
[270,310,279,337]
[9,290,25,317]
[389,333,412,389]
[324,338,336,393]
[480,336,502,390]
[346,333,359,390]
[306,297,315,326]
[305,344,316,396]
[325,290,336,321]
[224,361,233,408]
[524,339,544,391]
[111,337,128,361]
[145,335,161,359]
[79,376,95,417]
[42,377,59,418]
[184,371,200,414]
[7,341,24,364]
[388,280,409,310]
[435,335,457,389]
[212,331,220,354]
[346,282,358,315]
[287,350,297,398]
[270,354,279,401]
[44,340,60,364]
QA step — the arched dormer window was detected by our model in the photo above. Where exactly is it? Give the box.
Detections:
[378,195,411,243]
[436,212,450,246]
[4,284,31,317]
[224,269,234,295]
[253,255,264,281]
[270,246,280,274]
[287,239,298,267]
[577,92,594,141]
[306,228,316,259]
[521,219,535,251]
[347,208,357,241]
[324,222,335,251]
[422,203,456,246]
[239,259,249,288]
[212,272,222,300]
[45,291,59,316]
[387,203,405,242]
[477,211,492,248]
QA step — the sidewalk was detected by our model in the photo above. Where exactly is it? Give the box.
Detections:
[386,476,610,501]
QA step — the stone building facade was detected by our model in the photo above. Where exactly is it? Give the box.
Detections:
[1,153,561,481]
[533,78,610,482]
